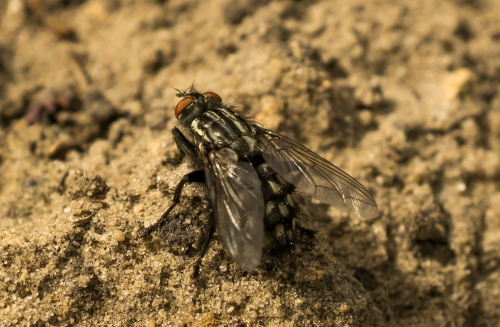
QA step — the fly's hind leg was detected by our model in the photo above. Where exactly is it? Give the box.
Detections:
[192,214,215,278]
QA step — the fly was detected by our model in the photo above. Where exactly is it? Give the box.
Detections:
[142,88,378,275]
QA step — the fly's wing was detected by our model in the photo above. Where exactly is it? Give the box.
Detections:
[256,128,379,219]
[203,147,265,270]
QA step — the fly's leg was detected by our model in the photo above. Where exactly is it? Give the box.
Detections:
[141,127,201,238]
[141,170,206,238]
[142,127,214,275]
[192,214,215,278]
[172,127,197,159]
[163,127,198,165]
[142,127,199,238]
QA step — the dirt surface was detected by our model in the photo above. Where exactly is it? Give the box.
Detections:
[1,0,500,326]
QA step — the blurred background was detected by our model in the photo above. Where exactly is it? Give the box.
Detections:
[0,0,499,326]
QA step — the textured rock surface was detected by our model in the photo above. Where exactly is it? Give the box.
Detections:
[1,0,499,326]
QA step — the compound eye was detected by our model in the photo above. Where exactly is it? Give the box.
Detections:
[203,92,222,101]
[174,97,193,118]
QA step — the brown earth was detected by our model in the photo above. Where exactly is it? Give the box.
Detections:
[1,0,500,326]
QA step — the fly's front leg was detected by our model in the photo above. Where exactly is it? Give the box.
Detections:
[143,127,215,275]
[172,127,197,159]
[163,127,197,165]
[142,127,203,238]
[141,170,206,238]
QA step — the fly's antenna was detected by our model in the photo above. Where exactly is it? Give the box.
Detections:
[190,78,197,93]
[171,86,185,97]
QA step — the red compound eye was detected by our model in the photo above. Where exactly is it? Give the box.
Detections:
[203,92,222,101]
[174,97,193,118]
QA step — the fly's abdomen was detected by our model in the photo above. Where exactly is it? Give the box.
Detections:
[191,108,257,155]
[253,156,299,246]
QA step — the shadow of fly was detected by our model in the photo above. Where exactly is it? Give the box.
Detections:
[142,88,378,276]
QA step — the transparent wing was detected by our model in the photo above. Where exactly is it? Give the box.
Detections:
[256,128,378,219]
[203,147,265,270]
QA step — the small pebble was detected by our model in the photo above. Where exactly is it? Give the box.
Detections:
[112,230,126,242]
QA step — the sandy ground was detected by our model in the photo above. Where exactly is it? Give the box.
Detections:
[1,0,500,326]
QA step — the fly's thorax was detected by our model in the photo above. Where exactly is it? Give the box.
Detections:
[177,103,203,127]
[190,108,258,156]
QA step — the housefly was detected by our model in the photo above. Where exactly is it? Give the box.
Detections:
[142,88,378,274]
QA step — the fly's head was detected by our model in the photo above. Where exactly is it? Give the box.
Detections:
[174,89,223,127]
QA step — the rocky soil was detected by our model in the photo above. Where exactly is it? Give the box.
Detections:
[1,0,500,326]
